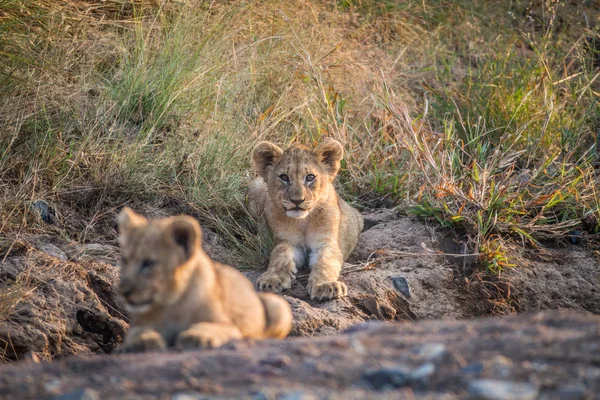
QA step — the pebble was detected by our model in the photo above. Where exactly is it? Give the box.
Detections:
[277,391,316,400]
[31,200,55,224]
[391,276,411,297]
[40,243,68,261]
[363,366,411,390]
[410,363,436,384]
[251,392,269,400]
[549,385,586,400]
[461,362,484,376]
[489,355,513,379]
[260,355,292,369]
[53,388,99,400]
[468,379,539,400]
[171,394,209,400]
[414,343,447,362]
[363,362,438,391]
[341,321,386,334]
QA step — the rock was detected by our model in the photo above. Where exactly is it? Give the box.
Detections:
[171,394,210,400]
[251,392,269,400]
[0,244,126,362]
[39,243,68,261]
[468,379,539,400]
[75,243,119,264]
[413,343,447,362]
[410,363,436,384]
[391,276,411,298]
[462,363,484,376]
[489,355,513,378]
[260,355,292,369]
[357,296,396,320]
[0,311,598,399]
[362,366,411,390]
[549,385,587,400]
[53,388,99,400]
[278,391,316,400]
[341,321,387,334]
[31,200,55,224]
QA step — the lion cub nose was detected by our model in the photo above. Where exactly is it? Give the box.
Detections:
[291,198,305,206]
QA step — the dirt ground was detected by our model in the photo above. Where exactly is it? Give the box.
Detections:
[0,310,598,399]
[1,209,599,363]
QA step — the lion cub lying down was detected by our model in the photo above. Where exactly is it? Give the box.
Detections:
[116,207,292,353]
[247,139,364,301]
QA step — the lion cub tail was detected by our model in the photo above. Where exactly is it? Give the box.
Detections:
[258,293,293,339]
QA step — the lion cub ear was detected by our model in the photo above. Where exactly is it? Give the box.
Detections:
[253,141,284,181]
[163,216,202,261]
[314,139,344,178]
[117,207,148,237]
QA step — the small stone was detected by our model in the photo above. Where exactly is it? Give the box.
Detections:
[342,321,386,334]
[489,355,513,379]
[44,379,62,394]
[40,243,68,261]
[53,388,100,400]
[414,343,447,362]
[391,276,411,298]
[171,394,208,400]
[549,385,586,400]
[277,391,316,400]
[260,355,292,369]
[362,367,411,390]
[468,379,539,400]
[349,337,366,354]
[409,363,435,384]
[251,392,269,400]
[31,200,55,224]
[462,363,484,376]
[72,323,84,335]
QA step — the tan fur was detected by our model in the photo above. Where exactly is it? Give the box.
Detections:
[116,207,292,353]
[247,139,364,301]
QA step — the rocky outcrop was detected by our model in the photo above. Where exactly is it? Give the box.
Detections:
[2,210,599,363]
[0,238,127,362]
[0,311,598,399]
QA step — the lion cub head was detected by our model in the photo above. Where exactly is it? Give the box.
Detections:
[117,207,202,314]
[252,139,344,219]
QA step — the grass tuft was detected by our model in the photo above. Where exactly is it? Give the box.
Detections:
[0,0,598,274]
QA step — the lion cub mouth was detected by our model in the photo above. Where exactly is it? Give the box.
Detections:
[125,299,154,314]
[285,208,309,219]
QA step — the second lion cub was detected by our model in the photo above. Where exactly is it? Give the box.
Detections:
[247,139,364,301]
[117,207,292,353]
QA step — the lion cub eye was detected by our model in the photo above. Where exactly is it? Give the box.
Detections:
[279,174,290,183]
[140,259,155,272]
[305,174,316,183]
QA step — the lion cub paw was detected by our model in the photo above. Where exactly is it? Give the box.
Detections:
[176,329,227,350]
[118,330,166,354]
[257,271,294,294]
[308,281,348,301]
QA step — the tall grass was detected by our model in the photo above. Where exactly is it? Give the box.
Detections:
[0,0,598,273]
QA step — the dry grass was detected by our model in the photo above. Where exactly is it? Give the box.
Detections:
[0,0,598,276]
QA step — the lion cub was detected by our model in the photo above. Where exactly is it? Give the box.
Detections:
[247,139,364,301]
[116,207,292,353]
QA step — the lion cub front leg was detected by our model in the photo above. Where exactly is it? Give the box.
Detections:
[118,327,167,353]
[176,323,243,350]
[307,246,347,301]
[257,242,298,294]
